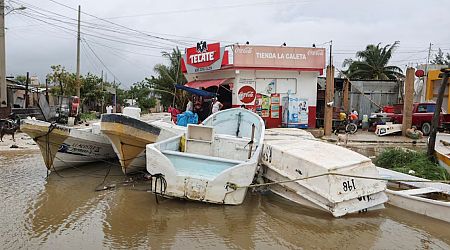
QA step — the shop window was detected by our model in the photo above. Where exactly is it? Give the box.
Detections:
[276,78,297,94]
[255,78,297,95]
[256,79,276,95]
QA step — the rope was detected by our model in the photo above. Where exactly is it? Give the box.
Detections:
[226,172,450,190]
[36,135,147,171]
[147,173,167,204]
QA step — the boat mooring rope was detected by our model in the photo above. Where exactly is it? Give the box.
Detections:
[226,172,450,191]
[147,173,167,203]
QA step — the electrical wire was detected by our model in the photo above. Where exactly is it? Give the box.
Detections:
[82,39,122,84]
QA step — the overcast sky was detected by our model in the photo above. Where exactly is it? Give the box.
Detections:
[5,0,450,88]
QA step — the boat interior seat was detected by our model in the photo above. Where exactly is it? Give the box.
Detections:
[162,150,245,180]
[162,150,244,165]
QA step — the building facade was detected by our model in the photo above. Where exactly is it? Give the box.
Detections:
[181,43,325,128]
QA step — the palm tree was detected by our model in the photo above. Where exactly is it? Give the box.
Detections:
[149,47,188,109]
[342,42,404,80]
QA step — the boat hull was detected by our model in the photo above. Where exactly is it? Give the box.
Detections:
[435,133,450,174]
[260,138,388,217]
[146,108,265,205]
[21,119,116,171]
[263,166,387,217]
[100,114,184,174]
[385,189,450,223]
[378,167,450,223]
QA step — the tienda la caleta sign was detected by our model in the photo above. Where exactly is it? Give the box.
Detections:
[238,85,256,104]
[233,45,326,70]
[182,42,227,73]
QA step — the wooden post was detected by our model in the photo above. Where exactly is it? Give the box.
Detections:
[25,72,29,108]
[343,79,349,112]
[324,65,335,136]
[427,68,450,158]
[402,67,414,136]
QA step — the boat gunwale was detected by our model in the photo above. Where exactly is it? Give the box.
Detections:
[100,113,161,136]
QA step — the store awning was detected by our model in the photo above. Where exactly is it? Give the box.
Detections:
[174,84,217,97]
[184,78,228,89]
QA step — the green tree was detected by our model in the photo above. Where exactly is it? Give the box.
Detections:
[149,47,187,109]
[48,65,77,96]
[431,48,450,66]
[342,42,404,80]
[14,75,26,83]
[127,80,156,111]
[80,73,103,111]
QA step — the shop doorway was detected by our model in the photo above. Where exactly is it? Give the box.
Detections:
[205,84,232,110]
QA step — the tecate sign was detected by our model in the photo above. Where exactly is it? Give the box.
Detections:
[184,42,224,73]
[238,85,256,104]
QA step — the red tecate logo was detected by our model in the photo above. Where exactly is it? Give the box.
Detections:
[238,85,256,104]
[186,42,221,68]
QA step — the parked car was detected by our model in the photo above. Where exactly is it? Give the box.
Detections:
[387,102,450,135]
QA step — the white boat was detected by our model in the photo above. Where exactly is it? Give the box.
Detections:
[435,133,450,174]
[260,133,388,217]
[146,108,265,205]
[21,118,117,171]
[375,122,402,136]
[377,167,450,223]
[100,108,185,174]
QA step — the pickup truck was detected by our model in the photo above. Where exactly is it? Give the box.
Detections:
[387,102,450,135]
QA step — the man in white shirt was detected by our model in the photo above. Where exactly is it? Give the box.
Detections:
[106,105,113,114]
[211,98,223,114]
[186,96,193,112]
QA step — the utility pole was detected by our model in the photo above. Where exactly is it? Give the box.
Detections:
[25,72,29,108]
[402,68,414,136]
[424,42,433,101]
[329,40,333,66]
[0,0,6,107]
[75,5,81,98]
[45,77,49,102]
[324,40,334,136]
[428,68,450,159]
[101,70,104,114]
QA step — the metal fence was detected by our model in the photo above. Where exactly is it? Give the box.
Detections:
[349,80,401,116]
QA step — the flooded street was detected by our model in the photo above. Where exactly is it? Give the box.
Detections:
[1,150,449,249]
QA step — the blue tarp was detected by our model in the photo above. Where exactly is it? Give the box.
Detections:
[176,111,198,127]
[174,84,217,97]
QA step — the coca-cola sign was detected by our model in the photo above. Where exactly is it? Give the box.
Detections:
[238,85,256,104]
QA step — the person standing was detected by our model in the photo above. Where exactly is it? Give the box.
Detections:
[186,96,193,112]
[211,98,223,114]
[106,104,113,114]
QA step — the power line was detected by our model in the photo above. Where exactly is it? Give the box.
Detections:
[17,12,175,50]
[13,0,191,48]
[82,39,121,84]
[47,0,199,45]
[99,0,311,19]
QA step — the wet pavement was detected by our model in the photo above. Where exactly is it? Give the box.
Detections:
[1,150,449,249]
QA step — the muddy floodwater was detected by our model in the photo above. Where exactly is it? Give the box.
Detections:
[1,150,449,249]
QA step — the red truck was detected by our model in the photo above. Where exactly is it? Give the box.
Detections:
[387,103,450,135]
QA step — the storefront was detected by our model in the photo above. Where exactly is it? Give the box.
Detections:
[181,42,325,128]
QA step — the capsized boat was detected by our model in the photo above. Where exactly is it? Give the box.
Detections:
[377,167,450,223]
[21,118,117,171]
[435,133,450,174]
[100,109,185,174]
[260,133,388,217]
[146,108,265,205]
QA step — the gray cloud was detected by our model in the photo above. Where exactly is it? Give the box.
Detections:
[4,0,450,88]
